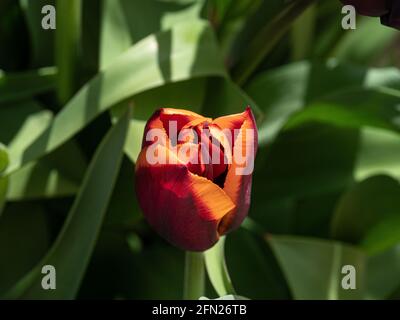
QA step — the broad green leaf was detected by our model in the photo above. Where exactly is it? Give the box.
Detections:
[362,216,400,256]
[4,110,130,299]
[0,144,8,173]
[201,77,263,120]
[222,0,286,65]
[304,62,400,102]
[130,78,207,119]
[355,127,400,181]
[124,119,146,163]
[104,157,142,228]
[0,67,57,105]
[284,88,400,134]
[204,236,236,297]
[269,235,365,299]
[332,17,398,64]
[1,102,86,200]
[245,62,309,144]
[253,123,358,199]
[331,175,400,255]
[366,244,400,299]
[6,160,79,201]
[210,0,263,58]
[225,228,290,299]
[0,202,51,296]
[100,0,205,69]
[6,20,226,174]
[245,61,400,145]
[290,4,316,61]
[0,101,52,147]
[232,0,314,84]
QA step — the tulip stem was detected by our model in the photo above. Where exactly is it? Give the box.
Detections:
[183,251,205,300]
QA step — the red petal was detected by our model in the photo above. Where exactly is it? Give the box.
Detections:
[160,108,208,139]
[142,108,206,148]
[135,145,235,251]
[218,107,258,234]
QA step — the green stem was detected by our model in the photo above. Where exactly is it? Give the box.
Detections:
[183,251,205,300]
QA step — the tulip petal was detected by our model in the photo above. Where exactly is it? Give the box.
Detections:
[135,145,235,251]
[218,108,258,235]
[213,108,250,132]
[160,108,207,137]
[142,108,206,148]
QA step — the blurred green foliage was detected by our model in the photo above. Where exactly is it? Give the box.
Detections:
[0,0,399,300]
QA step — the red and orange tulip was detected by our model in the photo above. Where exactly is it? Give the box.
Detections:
[135,107,258,251]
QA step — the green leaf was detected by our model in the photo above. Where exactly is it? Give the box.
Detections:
[0,102,53,165]
[104,157,142,228]
[355,127,400,182]
[232,0,315,85]
[0,67,57,105]
[209,0,263,58]
[284,88,400,134]
[0,144,8,173]
[0,102,86,200]
[290,4,316,61]
[4,110,130,299]
[204,236,236,297]
[100,0,205,69]
[0,144,9,215]
[245,61,400,145]
[225,228,290,299]
[332,17,398,64]
[56,0,82,104]
[253,123,358,199]
[245,62,309,144]
[0,202,51,296]
[269,235,366,299]
[6,20,226,174]
[6,160,80,201]
[124,119,146,163]
[201,77,263,120]
[331,175,400,255]
[366,244,400,299]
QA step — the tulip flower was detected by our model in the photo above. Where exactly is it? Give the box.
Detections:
[340,0,400,29]
[135,107,258,251]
